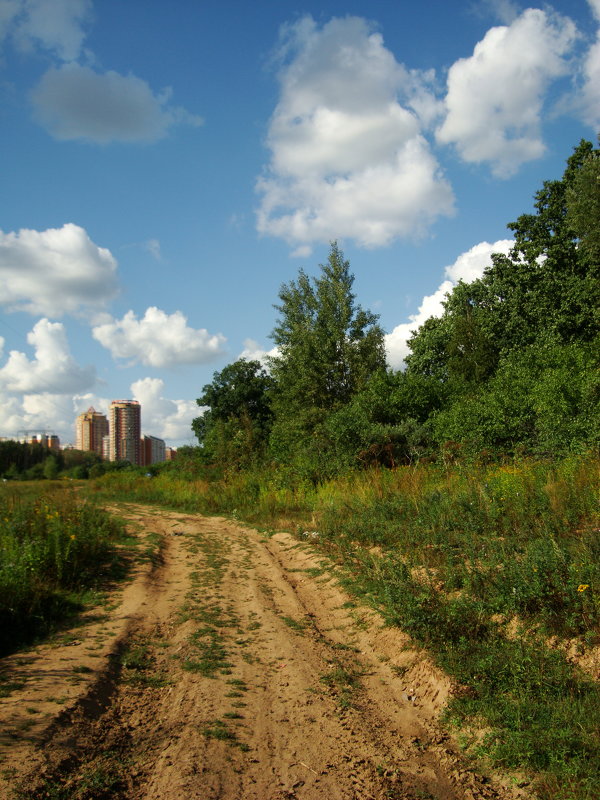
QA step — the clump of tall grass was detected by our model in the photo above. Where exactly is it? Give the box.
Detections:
[90,467,316,526]
[314,453,600,636]
[0,485,124,654]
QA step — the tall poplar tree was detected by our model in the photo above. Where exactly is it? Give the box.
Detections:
[268,243,386,476]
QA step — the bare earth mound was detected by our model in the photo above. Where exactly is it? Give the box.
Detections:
[0,506,523,799]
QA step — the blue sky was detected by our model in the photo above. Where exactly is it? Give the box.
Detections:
[0,0,598,447]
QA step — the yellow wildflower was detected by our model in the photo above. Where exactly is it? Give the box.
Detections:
[577,584,589,592]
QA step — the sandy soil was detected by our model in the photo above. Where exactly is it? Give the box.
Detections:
[0,505,524,800]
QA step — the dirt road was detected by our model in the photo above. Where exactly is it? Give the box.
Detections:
[0,506,522,800]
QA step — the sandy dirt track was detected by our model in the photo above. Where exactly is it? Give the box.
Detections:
[0,506,523,800]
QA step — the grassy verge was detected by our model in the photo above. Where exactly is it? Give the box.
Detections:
[315,455,600,638]
[332,549,600,799]
[0,483,126,655]
[308,455,599,799]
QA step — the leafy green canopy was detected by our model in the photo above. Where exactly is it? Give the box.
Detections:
[566,137,600,264]
[192,140,599,472]
[406,139,600,386]
[192,359,274,469]
[0,441,73,479]
[404,138,600,455]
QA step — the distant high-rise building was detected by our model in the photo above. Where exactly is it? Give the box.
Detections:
[29,433,60,451]
[46,434,60,451]
[109,400,141,464]
[76,407,109,456]
[141,434,166,466]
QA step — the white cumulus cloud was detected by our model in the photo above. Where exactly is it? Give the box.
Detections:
[31,63,203,144]
[385,239,513,369]
[1,0,91,60]
[385,281,454,371]
[0,390,75,441]
[589,0,600,21]
[0,318,95,393]
[0,317,98,443]
[257,16,454,251]
[0,389,31,438]
[1,2,202,145]
[445,239,514,283]
[0,223,118,317]
[436,9,578,177]
[580,41,600,128]
[237,338,279,365]
[72,392,110,417]
[576,2,600,129]
[131,377,198,443]
[92,307,227,368]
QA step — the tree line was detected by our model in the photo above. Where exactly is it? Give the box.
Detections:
[192,139,599,481]
[0,442,135,480]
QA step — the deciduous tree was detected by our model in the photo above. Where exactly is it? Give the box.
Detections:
[192,359,273,468]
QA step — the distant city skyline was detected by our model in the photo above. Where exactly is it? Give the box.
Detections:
[4,399,172,465]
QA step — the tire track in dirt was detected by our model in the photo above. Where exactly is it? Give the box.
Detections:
[0,505,523,800]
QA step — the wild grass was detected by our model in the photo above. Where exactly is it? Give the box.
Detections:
[320,659,364,710]
[175,526,241,678]
[315,455,600,638]
[201,718,249,750]
[88,468,316,527]
[13,750,129,799]
[311,454,600,799]
[0,483,125,655]
[280,615,307,634]
[119,639,170,687]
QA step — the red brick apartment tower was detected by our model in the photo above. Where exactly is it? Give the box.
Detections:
[76,407,109,455]
[140,434,166,466]
[109,400,141,465]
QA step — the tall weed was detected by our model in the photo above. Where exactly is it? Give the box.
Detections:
[0,485,124,653]
[314,454,599,635]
